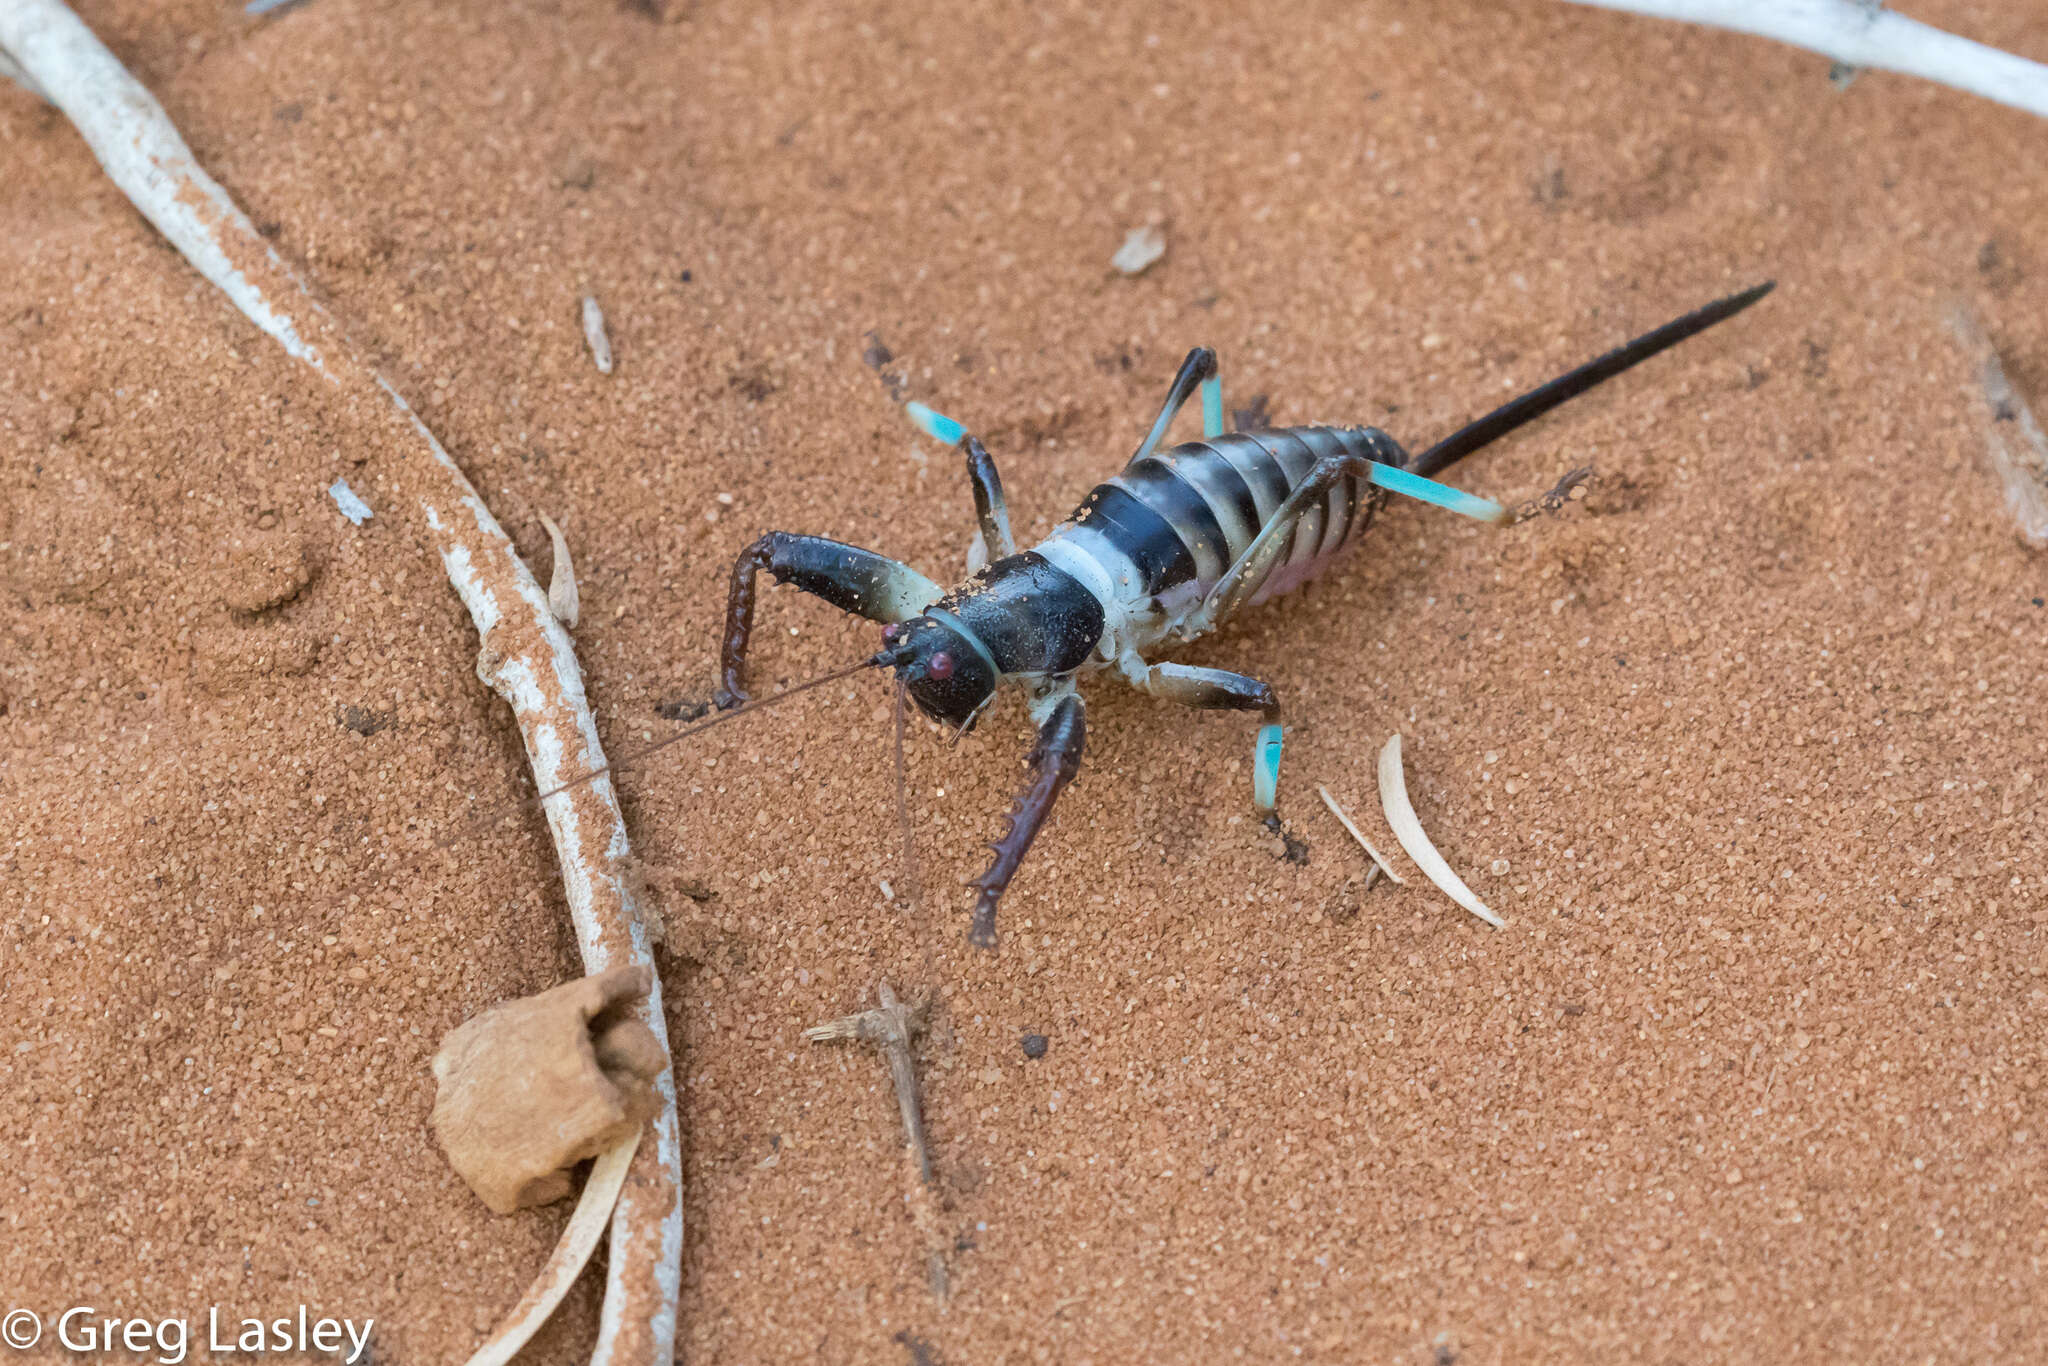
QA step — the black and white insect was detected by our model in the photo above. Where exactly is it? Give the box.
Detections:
[712,282,1773,947]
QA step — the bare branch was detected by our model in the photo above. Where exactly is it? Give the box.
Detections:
[1561,1,2048,120]
[0,4,680,1362]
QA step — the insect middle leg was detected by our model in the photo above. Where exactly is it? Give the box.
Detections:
[962,435,1016,572]
[1131,346,1227,463]
[715,533,942,706]
[1120,657,1276,714]
[1120,657,1286,812]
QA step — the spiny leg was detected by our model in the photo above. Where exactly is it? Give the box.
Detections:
[968,692,1085,949]
[716,532,942,707]
[1187,436,1506,637]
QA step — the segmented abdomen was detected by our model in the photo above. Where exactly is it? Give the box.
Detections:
[1045,426,1391,624]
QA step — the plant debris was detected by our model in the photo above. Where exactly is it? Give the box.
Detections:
[581,293,613,374]
[539,511,580,628]
[1375,735,1503,928]
[1316,783,1405,891]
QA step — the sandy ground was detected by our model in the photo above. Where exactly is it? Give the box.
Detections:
[4,1,2047,1361]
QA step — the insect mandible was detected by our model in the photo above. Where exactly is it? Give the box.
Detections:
[712,282,1774,947]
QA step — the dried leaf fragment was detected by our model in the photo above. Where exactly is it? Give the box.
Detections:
[431,965,665,1214]
[1376,734,1503,928]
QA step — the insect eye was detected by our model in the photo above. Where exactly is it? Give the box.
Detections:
[881,623,901,643]
[927,651,955,681]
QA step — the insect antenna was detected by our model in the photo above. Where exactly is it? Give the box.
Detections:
[503,655,888,827]
[429,652,888,857]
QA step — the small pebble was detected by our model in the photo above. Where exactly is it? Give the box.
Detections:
[327,478,372,525]
[1020,1033,1049,1060]
[1111,224,1166,276]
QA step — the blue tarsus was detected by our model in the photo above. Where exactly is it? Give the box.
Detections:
[1367,461,1508,523]
[1253,723,1283,812]
[1201,375,1225,439]
[907,401,965,446]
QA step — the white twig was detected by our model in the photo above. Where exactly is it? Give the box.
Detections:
[1376,736,1503,929]
[1560,0,2048,119]
[0,4,681,1363]
[0,47,44,98]
[1948,304,2048,549]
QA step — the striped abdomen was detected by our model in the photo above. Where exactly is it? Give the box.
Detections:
[1038,426,1393,641]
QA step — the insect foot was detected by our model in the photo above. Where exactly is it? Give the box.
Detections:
[430,965,667,1214]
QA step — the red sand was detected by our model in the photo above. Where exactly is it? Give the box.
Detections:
[4,1,2045,1361]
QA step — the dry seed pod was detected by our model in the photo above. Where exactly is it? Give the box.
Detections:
[431,965,666,1214]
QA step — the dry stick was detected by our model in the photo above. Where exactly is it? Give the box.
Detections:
[0,6,680,1363]
[1947,303,2048,550]
[1560,0,2048,120]
[0,47,43,97]
[1315,784,1405,892]
[805,982,950,1301]
[465,1132,641,1366]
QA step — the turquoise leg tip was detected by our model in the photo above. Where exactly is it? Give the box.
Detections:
[906,401,964,446]
[1367,461,1508,523]
[1252,723,1282,811]
[1201,375,1225,438]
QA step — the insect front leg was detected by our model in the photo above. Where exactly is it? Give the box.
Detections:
[716,533,942,707]
[967,690,1085,949]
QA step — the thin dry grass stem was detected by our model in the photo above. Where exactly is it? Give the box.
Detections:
[463,1132,640,1366]
[1316,784,1405,891]
[1948,303,2048,549]
[806,981,949,1300]
[0,5,680,1361]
